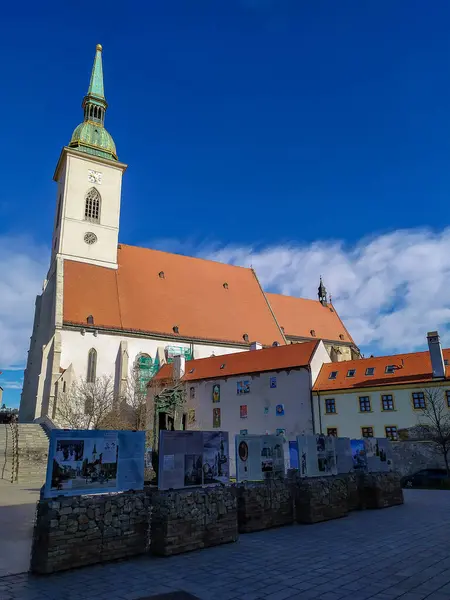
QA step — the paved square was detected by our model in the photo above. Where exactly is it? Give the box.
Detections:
[1,490,450,600]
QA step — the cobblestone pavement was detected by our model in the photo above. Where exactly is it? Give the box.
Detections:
[2,489,450,600]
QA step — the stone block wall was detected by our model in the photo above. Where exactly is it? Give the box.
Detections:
[358,472,404,509]
[148,486,238,556]
[235,480,294,533]
[391,441,445,477]
[337,473,360,511]
[31,491,150,574]
[293,476,348,524]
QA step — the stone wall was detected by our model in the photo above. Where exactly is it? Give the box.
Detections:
[293,476,348,524]
[31,491,150,574]
[358,472,404,509]
[235,480,293,533]
[337,473,360,511]
[391,441,445,477]
[148,486,238,556]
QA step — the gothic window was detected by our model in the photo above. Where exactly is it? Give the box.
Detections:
[87,348,97,383]
[137,354,153,393]
[84,188,101,223]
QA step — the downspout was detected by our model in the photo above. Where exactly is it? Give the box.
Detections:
[317,390,323,434]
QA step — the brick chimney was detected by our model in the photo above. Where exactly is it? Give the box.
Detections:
[172,355,186,381]
[250,341,262,351]
[427,331,445,378]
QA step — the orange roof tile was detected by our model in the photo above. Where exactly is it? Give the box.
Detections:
[313,349,450,391]
[267,293,354,345]
[63,245,285,347]
[154,340,319,382]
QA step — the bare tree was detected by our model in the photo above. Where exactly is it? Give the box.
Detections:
[119,365,147,431]
[56,375,116,430]
[416,387,450,477]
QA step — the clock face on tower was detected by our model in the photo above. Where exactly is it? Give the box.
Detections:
[88,169,102,185]
[84,232,98,245]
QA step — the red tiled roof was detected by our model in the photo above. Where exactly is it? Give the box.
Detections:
[63,245,285,347]
[154,340,319,382]
[267,293,354,344]
[313,349,450,391]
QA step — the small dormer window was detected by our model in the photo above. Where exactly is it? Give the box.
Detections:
[87,315,94,325]
[365,367,375,376]
[339,334,345,340]
[329,371,338,380]
[310,329,316,337]
[272,341,280,347]
[220,364,226,369]
[281,326,285,333]
[159,271,165,279]
[385,365,395,374]
[189,368,195,374]
[347,369,356,378]
[173,325,179,334]
[445,359,449,366]
[223,282,228,289]
[243,333,249,342]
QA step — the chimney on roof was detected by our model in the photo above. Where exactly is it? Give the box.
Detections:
[427,331,445,378]
[250,341,262,351]
[173,355,186,381]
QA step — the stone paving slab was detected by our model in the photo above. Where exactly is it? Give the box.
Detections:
[1,490,450,600]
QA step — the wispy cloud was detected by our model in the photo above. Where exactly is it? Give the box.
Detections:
[0,379,24,390]
[2,228,450,374]
[0,235,49,370]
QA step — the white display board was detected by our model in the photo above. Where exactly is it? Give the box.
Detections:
[158,430,229,490]
[44,429,145,498]
[351,438,394,472]
[296,435,337,477]
[235,434,285,482]
[335,437,354,474]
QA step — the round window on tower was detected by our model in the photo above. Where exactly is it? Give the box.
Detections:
[84,232,98,245]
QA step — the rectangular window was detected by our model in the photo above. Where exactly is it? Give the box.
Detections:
[362,427,374,438]
[325,398,336,414]
[446,390,450,408]
[359,396,371,412]
[327,428,338,437]
[382,394,394,411]
[412,392,426,409]
[385,426,398,441]
[385,365,395,374]
[347,369,356,378]
[329,371,338,380]
[365,367,375,376]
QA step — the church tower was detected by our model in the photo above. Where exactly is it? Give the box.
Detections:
[50,45,127,272]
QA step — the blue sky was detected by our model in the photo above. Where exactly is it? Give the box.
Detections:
[3,1,450,407]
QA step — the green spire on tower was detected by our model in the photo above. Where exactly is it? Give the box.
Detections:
[87,44,105,99]
[68,44,118,161]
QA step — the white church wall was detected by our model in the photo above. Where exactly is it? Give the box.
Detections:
[59,328,245,384]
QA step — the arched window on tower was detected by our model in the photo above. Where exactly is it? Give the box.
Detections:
[87,348,97,383]
[84,188,101,223]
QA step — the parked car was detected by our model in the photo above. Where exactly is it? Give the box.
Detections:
[401,468,450,489]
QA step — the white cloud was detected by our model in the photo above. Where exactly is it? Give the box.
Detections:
[2,228,450,373]
[204,228,450,355]
[0,235,49,370]
[0,380,24,390]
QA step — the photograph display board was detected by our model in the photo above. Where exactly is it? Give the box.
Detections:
[158,430,229,490]
[351,438,394,472]
[44,429,145,498]
[335,437,354,474]
[235,434,285,482]
[296,435,337,477]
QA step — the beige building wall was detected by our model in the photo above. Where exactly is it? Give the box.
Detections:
[312,381,450,439]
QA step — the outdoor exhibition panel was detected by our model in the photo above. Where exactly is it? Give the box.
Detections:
[158,430,229,490]
[235,434,285,482]
[44,429,145,498]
